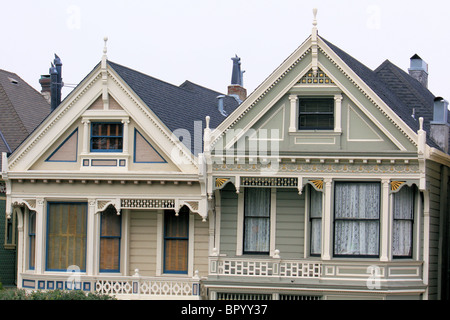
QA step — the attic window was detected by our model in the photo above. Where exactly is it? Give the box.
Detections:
[90,122,123,152]
[8,77,18,85]
[298,97,334,130]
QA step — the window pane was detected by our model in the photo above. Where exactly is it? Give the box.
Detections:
[244,188,270,253]
[100,206,121,272]
[310,187,322,255]
[91,123,123,151]
[299,98,334,130]
[47,203,87,271]
[334,220,379,256]
[310,219,322,255]
[393,186,414,257]
[335,183,380,219]
[393,186,414,219]
[164,209,189,273]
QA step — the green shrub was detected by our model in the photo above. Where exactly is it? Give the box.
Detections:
[0,288,116,300]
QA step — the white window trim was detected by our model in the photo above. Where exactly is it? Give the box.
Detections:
[236,187,277,257]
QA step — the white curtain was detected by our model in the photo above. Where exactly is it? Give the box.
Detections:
[310,187,322,255]
[244,188,271,253]
[392,186,414,257]
[334,183,380,256]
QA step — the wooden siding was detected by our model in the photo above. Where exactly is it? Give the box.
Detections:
[426,160,442,299]
[193,214,209,277]
[275,188,305,259]
[128,210,157,276]
[219,183,239,256]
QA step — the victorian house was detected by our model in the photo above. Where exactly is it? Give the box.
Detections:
[203,11,450,300]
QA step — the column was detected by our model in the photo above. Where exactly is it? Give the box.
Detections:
[380,179,390,261]
[322,179,332,260]
[289,95,298,132]
[35,198,45,273]
[334,94,342,133]
[86,199,96,275]
[81,119,90,153]
[121,119,130,154]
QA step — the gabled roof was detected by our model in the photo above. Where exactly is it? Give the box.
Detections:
[108,61,240,154]
[0,69,51,167]
[321,37,443,151]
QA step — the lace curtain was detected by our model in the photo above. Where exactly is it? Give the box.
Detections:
[392,186,414,257]
[334,182,380,256]
[310,187,322,255]
[244,188,271,253]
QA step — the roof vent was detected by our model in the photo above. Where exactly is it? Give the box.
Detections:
[8,77,18,84]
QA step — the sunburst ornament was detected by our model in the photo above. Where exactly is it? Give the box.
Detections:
[309,179,324,190]
[215,178,230,188]
[391,181,405,191]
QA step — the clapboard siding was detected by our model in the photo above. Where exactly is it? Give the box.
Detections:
[219,184,239,256]
[129,211,157,276]
[193,214,209,277]
[275,188,305,259]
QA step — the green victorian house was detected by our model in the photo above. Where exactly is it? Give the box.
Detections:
[203,10,450,300]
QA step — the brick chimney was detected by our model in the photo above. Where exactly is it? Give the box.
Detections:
[39,74,51,103]
[228,55,247,103]
[408,54,428,88]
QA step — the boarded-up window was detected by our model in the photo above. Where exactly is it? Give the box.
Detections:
[100,206,121,272]
[164,208,189,274]
[46,203,87,271]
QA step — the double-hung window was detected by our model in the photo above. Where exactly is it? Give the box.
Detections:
[392,186,415,258]
[29,211,36,270]
[334,182,380,257]
[164,208,189,274]
[100,206,121,272]
[298,97,334,130]
[91,122,123,152]
[309,186,322,256]
[243,188,271,254]
[46,202,87,271]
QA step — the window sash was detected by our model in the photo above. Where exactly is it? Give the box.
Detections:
[334,182,380,257]
[392,186,415,258]
[29,211,36,270]
[46,203,87,271]
[309,187,322,256]
[298,98,334,130]
[90,123,123,152]
[164,209,189,274]
[243,188,271,254]
[100,206,121,272]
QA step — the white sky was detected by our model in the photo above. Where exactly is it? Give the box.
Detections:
[1,0,450,104]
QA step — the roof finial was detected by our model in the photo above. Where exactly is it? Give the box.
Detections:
[313,8,318,27]
[103,36,108,55]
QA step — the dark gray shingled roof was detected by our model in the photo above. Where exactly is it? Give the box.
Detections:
[108,61,240,155]
[321,37,445,152]
[0,69,51,168]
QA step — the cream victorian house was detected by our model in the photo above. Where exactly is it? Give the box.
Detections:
[1,39,239,299]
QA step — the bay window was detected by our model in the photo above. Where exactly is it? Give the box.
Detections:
[333,182,380,257]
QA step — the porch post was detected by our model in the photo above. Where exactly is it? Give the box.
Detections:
[380,179,390,261]
[35,198,45,273]
[87,199,96,275]
[322,178,332,260]
[15,207,25,287]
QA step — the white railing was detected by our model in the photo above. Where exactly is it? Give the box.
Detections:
[209,256,322,278]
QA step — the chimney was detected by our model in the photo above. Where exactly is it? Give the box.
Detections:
[49,54,63,111]
[228,55,247,103]
[430,97,450,153]
[408,54,428,88]
[39,75,51,103]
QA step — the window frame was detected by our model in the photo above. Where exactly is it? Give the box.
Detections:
[163,208,189,274]
[392,185,415,259]
[90,122,124,153]
[298,97,335,131]
[99,206,122,273]
[333,181,381,258]
[309,185,323,257]
[243,187,271,255]
[45,202,88,272]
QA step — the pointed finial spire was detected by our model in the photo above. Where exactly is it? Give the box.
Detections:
[311,8,319,76]
[313,8,318,27]
[103,36,108,55]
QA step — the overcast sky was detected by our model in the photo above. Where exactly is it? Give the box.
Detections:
[1,0,450,104]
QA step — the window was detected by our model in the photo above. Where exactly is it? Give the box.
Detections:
[91,122,123,152]
[334,182,380,257]
[46,202,87,271]
[392,186,415,258]
[243,188,271,254]
[164,208,189,274]
[298,97,334,130]
[100,206,121,272]
[29,211,36,270]
[309,186,322,256]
